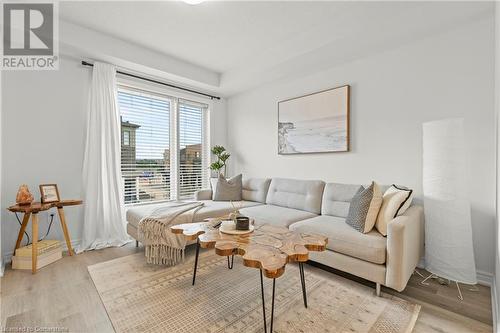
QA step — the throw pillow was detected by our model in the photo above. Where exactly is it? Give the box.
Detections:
[345,182,383,233]
[394,185,413,216]
[213,174,242,201]
[375,185,413,236]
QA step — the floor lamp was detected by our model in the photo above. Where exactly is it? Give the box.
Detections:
[422,118,477,300]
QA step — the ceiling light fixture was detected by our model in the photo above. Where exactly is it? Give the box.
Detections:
[182,0,205,4]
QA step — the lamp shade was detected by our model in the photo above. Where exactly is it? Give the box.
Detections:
[422,118,476,284]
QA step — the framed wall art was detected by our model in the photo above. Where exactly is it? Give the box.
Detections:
[278,85,350,154]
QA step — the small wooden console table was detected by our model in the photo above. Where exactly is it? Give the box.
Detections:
[7,199,83,274]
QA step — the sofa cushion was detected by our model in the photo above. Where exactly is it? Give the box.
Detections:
[321,183,362,217]
[126,200,262,228]
[289,215,387,264]
[240,205,317,228]
[265,178,325,214]
[242,178,271,203]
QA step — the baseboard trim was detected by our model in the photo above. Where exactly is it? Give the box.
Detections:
[2,238,81,265]
[477,270,494,287]
[492,280,499,333]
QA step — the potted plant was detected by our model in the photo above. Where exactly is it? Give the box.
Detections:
[210,145,230,176]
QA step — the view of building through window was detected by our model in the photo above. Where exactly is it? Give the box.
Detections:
[118,88,207,205]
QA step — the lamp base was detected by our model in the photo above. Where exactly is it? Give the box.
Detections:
[419,271,478,301]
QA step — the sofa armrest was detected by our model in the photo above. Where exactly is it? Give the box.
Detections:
[195,188,213,200]
[385,205,425,292]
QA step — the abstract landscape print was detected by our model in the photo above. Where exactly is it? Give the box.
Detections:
[278,85,350,154]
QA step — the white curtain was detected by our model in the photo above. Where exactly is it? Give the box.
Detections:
[423,118,477,284]
[79,62,130,251]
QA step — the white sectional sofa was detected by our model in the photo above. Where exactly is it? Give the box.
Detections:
[126,177,424,294]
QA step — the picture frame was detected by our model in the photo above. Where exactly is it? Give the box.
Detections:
[39,184,60,203]
[278,84,350,154]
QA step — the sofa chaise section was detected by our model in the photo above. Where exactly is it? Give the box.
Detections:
[126,199,262,243]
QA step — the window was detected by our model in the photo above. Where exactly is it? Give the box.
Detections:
[117,86,209,205]
[123,131,130,146]
[179,101,205,199]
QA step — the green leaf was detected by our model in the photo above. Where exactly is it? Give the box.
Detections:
[219,152,230,162]
[210,161,223,171]
[211,145,226,156]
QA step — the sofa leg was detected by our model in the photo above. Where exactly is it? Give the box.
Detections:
[135,240,139,248]
[375,283,381,297]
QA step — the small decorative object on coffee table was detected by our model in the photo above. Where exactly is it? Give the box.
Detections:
[219,220,255,235]
[171,222,328,333]
[235,216,250,230]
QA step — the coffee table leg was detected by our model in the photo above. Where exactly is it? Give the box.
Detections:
[192,239,200,286]
[227,255,234,269]
[260,270,267,333]
[299,262,308,308]
[259,270,276,333]
[270,278,276,333]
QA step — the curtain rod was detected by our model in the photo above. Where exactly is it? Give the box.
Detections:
[81,61,221,100]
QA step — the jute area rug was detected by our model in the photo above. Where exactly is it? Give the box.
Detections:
[88,251,420,333]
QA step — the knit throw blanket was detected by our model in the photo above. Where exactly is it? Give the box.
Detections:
[138,201,204,266]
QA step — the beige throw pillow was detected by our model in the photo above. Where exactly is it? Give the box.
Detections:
[364,182,383,232]
[375,185,413,236]
[213,174,242,201]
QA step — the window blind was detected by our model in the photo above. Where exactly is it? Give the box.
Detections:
[178,101,207,199]
[118,86,209,205]
[118,89,171,205]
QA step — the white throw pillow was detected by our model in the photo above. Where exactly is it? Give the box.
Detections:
[375,185,413,236]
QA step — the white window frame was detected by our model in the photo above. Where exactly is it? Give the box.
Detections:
[117,76,211,205]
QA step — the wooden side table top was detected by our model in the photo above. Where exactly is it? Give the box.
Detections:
[7,200,83,214]
[171,222,328,279]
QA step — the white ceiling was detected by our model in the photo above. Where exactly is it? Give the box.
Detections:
[60,1,493,96]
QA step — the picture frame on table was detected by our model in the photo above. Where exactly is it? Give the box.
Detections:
[39,184,60,203]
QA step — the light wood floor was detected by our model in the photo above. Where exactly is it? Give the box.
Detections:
[1,243,493,333]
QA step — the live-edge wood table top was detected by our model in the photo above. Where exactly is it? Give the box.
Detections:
[171,223,328,279]
[8,200,83,214]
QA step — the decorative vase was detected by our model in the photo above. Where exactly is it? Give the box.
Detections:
[229,210,241,222]
[16,184,34,205]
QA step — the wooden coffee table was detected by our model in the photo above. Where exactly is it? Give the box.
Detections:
[171,222,328,333]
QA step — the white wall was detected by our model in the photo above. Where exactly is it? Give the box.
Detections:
[494,2,500,331]
[1,57,89,260]
[0,69,3,276]
[1,54,226,262]
[227,16,496,277]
